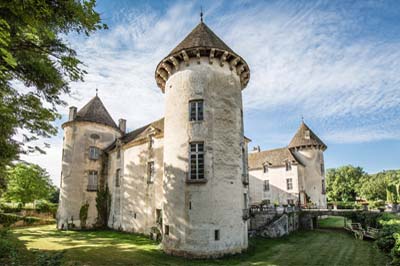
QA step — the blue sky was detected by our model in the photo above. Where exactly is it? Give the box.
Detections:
[21,0,400,186]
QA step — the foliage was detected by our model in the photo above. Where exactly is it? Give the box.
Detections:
[0,0,106,190]
[35,251,64,266]
[0,213,54,227]
[49,187,60,204]
[328,201,362,210]
[79,202,89,229]
[374,213,400,264]
[368,200,386,210]
[95,184,111,228]
[358,172,387,201]
[326,165,366,202]
[36,200,58,217]
[3,163,54,204]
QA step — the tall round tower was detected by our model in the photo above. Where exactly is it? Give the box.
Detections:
[57,96,122,229]
[155,21,250,258]
[288,121,328,208]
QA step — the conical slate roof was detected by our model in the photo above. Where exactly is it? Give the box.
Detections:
[288,122,327,150]
[168,22,235,56]
[75,96,118,129]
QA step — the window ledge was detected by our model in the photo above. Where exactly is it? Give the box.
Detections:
[147,181,154,184]
[186,178,207,184]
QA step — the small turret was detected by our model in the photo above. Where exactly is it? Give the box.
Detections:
[57,95,121,230]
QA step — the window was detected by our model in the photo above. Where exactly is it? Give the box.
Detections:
[115,169,121,187]
[156,209,162,225]
[263,180,270,191]
[305,130,310,139]
[189,142,204,180]
[87,170,98,191]
[263,164,268,173]
[285,161,292,171]
[189,100,204,121]
[242,148,247,175]
[147,161,155,183]
[286,178,293,190]
[164,225,169,236]
[244,193,248,209]
[214,230,220,241]
[321,163,325,175]
[89,146,100,160]
[322,179,326,194]
[287,199,295,205]
[189,201,192,210]
[148,135,154,149]
[116,148,121,159]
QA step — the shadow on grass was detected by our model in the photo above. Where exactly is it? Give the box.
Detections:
[9,225,389,266]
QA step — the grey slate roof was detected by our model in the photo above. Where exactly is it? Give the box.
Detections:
[248,148,300,170]
[288,122,327,150]
[168,22,235,56]
[75,96,118,129]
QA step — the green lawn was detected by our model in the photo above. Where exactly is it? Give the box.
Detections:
[4,225,388,266]
[318,216,347,228]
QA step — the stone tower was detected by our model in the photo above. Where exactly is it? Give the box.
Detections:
[57,96,123,229]
[155,21,250,258]
[288,121,327,207]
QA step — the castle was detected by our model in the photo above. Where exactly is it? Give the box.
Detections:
[57,21,326,258]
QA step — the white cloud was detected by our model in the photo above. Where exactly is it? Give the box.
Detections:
[21,1,400,185]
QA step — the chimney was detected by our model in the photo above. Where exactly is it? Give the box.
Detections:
[69,107,77,121]
[252,145,261,152]
[119,119,126,133]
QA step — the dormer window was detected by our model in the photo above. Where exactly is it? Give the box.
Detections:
[89,146,100,160]
[285,161,292,171]
[189,100,204,121]
[263,164,268,173]
[148,135,154,149]
[305,130,310,139]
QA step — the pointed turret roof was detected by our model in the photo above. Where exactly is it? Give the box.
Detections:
[74,96,118,129]
[288,122,327,150]
[168,22,235,56]
[155,21,250,91]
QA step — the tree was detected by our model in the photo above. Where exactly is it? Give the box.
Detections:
[0,0,106,191]
[326,165,366,202]
[358,172,387,201]
[3,163,54,204]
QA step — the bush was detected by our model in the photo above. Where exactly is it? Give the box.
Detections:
[0,213,54,227]
[35,251,64,266]
[36,201,58,217]
[375,213,400,264]
[369,200,385,210]
[0,213,22,226]
[0,238,13,259]
[329,201,362,209]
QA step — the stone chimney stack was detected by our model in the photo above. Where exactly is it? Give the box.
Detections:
[118,119,126,133]
[252,146,260,152]
[69,107,77,121]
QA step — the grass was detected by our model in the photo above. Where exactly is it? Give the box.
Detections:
[318,216,347,228]
[4,225,388,266]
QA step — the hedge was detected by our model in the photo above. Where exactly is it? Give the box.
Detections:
[0,213,55,227]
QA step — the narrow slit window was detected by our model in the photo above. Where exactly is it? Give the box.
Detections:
[164,225,169,236]
[147,161,155,183]
[322,179,326,194]
[189,142,204,180]
[285,161,292,171]
[189,100,204,121]
[148,135,154,149]
[214,230,220,241]
[115,169,121,187]
[263,164,268,173]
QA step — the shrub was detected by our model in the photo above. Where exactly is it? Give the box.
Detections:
[0,238,13,259]
[35,251,64,266]
[0,213,22,226]
[369,200,385,210]
[36,201,58,217]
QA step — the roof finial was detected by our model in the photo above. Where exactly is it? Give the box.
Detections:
[200,6,203,23]
[96,88,98,96]
[301,115,304,122]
